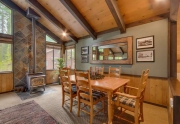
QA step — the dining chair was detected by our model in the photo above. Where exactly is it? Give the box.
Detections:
[60,69,77,112]
[75,70,106,124]
[113,69,149,124]
[90,66,104,75]
[109,66,121,78]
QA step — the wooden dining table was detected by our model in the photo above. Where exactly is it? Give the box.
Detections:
[70,75,130,124]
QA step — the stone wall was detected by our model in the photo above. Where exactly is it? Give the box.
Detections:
[13,11,46,87]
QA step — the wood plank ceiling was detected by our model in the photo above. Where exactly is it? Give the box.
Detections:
[11,0,170,43]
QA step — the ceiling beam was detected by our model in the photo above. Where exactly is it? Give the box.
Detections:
[59,0,97,40]
[119,47,124,55]
[170,0,180,22]
[126,13,169,28]
[0,0,63,44]
[105,0,126,33]
[27,0,78,43]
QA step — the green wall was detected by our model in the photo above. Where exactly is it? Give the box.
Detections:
[68,19,168,78]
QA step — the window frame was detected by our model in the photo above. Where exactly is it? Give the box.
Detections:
[46,34,61,71]
[65,45,75,69]
[0,2,13,73]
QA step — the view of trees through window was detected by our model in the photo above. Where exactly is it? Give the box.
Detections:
[0,43,12,72]
[0,3,12,34]
[0,3,12,72]
[66,48,75,69]
[46,35,57,43]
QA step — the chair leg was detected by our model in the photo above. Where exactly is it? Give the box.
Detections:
[102,100,105,113]
[70,96,73,112]
[140,102,144,122]
[90,105,93,124]
[62,93,65,107]
[77,97,80,117]
[134,109,139,124]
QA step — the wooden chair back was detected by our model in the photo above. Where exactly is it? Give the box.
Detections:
[109,66,121,77]
[90,66,104,75]
[75,71,92,102]
[137,69,149,99]
[60,69,72,93]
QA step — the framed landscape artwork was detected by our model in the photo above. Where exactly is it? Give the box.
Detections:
[136,36,154,49]
[136,50,154,62]
[81,46,89,55]
[81,55,89,63]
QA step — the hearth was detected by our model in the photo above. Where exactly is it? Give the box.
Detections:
[26,8,46,93]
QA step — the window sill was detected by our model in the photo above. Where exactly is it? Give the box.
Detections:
[0,71,13,74]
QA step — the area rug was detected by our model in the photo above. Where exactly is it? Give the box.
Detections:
[0,101,59,124]
[16,86,56,100]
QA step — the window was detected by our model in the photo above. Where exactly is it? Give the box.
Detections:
[66,48,75,69]
[0,3,12,35]
[46,35,61,70]
[46,35,57,43]
[46,47,60,70]
[0,3,12,72]
[0,43,12,72]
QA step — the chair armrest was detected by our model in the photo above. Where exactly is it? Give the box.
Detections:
[125,86,139,90]
[114,92,139,99]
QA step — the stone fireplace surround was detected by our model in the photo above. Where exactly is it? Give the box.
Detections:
[13,10,46,89]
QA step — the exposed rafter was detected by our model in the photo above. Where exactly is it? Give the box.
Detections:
[0,0,63,44]
[105,0,126,33]
[170,0,180,22]
[27,0,78,43]
[119,47,124,55]
[59,0,97,40]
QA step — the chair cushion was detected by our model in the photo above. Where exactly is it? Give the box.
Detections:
[92,90,106,101]
[81,90,106,101]
[64,85,77,94]
[119,95,136,108]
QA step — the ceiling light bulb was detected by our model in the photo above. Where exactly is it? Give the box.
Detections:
[62,32,66,36]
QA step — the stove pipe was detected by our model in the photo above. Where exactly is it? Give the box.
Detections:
[26,8,40,73]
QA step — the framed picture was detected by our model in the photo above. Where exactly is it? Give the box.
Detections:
[136,36,154,49]
[81,46,89,55]
[136,50,154,62]
[81,55,89,63]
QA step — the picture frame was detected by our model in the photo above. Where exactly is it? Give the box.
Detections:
[81,46,89,55]
[81,55,89,63]
[136,36,154,50]
[136,50,154,62]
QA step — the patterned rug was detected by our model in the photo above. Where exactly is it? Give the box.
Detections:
[16,86,56,100]
[0,101,59,124]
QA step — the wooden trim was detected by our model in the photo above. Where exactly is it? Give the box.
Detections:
[105,0,126,33]
[170,0,180,22]
[27,0,78,43]
[0,33,13,39]
[90,36,132,64]
[0,0,63,44]
[126,13,169,28]
[76,70,168,79]
[59,0,97,40]
[65,45,75,49]
[144,101,167,108]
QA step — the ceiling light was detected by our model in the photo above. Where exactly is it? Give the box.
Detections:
[62,32,66,36]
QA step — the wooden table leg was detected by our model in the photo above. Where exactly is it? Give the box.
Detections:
[107,91,113,124]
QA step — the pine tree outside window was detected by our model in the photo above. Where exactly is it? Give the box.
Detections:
[0,3,12,35]
[0,3,12,72]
